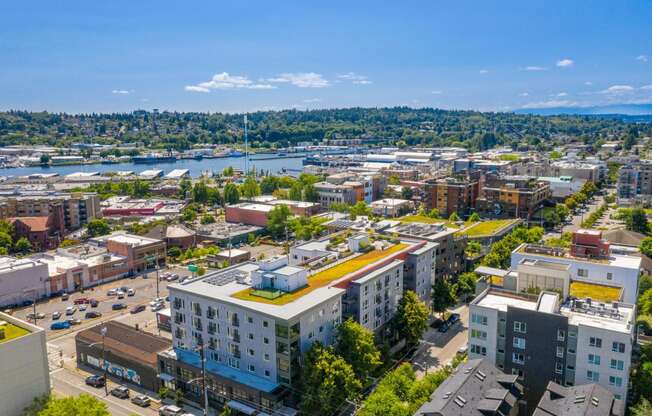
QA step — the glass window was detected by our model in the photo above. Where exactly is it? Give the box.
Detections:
[588,354,601,365]
[589,337,602,348]
[514,321,527,334]
[612,342,625,353]
[513,336,526,349]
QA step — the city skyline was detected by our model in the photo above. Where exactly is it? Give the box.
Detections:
[1,1,651,114]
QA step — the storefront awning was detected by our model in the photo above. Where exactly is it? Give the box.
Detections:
[159,373,175,382]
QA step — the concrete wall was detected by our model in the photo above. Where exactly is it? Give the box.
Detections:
[0,261,50,307]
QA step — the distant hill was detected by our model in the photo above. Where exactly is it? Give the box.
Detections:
[515,103,652,118]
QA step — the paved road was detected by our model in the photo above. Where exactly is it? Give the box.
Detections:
[412,304,469,378]
[544,194,605,240]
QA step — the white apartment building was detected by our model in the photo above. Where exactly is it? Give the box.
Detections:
[468,289,634,414]
[0,312,50,416]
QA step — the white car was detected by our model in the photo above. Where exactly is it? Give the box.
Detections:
[116,291,125,299]
[127,288,135,296]
[150,298,165,307]
[79,304,87,311]
[52,311,61,320]
[65,306,76,315]
[107,289,118,296]
[150,302,165,312]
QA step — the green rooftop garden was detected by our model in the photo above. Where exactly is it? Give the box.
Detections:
[0,322,30,343]
[232,243,408,305]
[569,281,622,303]
[456,219,519,238]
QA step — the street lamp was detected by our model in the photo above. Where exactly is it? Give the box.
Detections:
[101,326,108,396]
[189,343,209,416]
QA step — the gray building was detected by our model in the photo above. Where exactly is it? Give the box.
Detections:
[414,358,523,416]
[534,381,622,416]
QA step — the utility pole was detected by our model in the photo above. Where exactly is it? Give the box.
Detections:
[244,114,248,175]
[227,223,232,267]
[101,326,108,396]
[155,263,160,300]
[199,344,209,416]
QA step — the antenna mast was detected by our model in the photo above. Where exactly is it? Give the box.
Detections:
[244,114,248,175]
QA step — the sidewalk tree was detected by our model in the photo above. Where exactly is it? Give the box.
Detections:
[25,394,110,416]
[626,208,650,234]
[432,278,456,319]
[640,237,652,259]
[300,343,362,416]
[455,272,477,302]
[394,290,429,346]
[555,203,570,223]
[335,318,381,382]
[448,212,460,222]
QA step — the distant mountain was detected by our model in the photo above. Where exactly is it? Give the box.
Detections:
[515,103,652,117]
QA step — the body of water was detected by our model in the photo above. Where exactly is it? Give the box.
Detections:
[0,155,305,178]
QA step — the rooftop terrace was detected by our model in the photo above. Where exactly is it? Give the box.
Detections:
[230,243,408,305]
[456,219,520,238]
[0,321,30,344]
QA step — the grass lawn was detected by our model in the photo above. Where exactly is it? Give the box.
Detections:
[457,219,518,237]
[0,322,30,343]
[569,281,622,303]
[399,215,452,225]
[231,243,409,305]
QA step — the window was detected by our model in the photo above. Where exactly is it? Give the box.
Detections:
[470,344,486,356]
[512,352,525,365]
[556,346,564,358]
[569,330,577,338]
[514,321,527,334]
[248,348,255,357]
[247,316,253,324]
[471,329,487,340]
[513,337,526,349]
[471,313,488,326]
[511,368,524,379]
[248,333,254,340]
[589,337,602,348]
[607,272,613,280]
[248,364,255,373]
[263,337,269,345]
[610,359,624,371]
[578,269,588,278]
[615,394,622,400]
[586,370,599,382]
[588,354,601,365]
[612,342,625,353]
[264,353,270,361]
[228,358,240,369]
[555,362,563,374]
[263,320,269,328]
[609,376,623,387]
[264,370,271,377]
[557,329,565,341]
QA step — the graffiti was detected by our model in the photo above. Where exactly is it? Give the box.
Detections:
[87,355,141,385]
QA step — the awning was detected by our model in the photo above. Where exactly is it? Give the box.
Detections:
[227,400,257,415]
[474,266,510,278]
[159,373,175,382]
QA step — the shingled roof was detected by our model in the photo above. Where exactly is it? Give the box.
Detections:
[533,382,622,416]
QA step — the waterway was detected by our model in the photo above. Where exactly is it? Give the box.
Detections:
[0,155,305,178]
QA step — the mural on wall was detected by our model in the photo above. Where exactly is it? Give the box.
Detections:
[87,355,141,385]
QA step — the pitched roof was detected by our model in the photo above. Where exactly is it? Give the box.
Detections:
[76,321,170,367]
[9,216,50,232]
[602,228,646,247]
[533,382,621,416]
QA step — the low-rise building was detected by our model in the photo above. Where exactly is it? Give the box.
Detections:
[414,358,523,416]
[476,174,551,220]
[0,312,50,416]
[90,231,166,274]
[534,381,622,416]
[0,257,50,308]
[370,198,412,217]
[314,181,358,209]
[423,173,481,218]
[538,176,587,201]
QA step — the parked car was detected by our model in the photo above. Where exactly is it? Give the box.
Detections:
[74,298,90,305]
[127,288,135,296]
[22,300,34,307]
[85,311,102,319]
[27,312,45,320]
[151,302,165,312]
[131,394,151,407]
[65,306,76,315]
[107,289,118,296]
[61,292,69,301]
[117,291,125,299]
[166,274,179,282]
[110,386,130,399]
[50,321,71,330]
[66,318,82,325]
[79,304,87,311]
[52,311,61,320]
[85,375,105,388]
[447,313,461,325]
[90,299,99,308]
[159,405,184,416]
[112,303,127,310]
[437,322,450,333]
[130,305,146,314]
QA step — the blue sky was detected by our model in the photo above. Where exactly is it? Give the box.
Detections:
[1,1,651,113]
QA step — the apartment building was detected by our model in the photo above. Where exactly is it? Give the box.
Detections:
[415,358,523,416]
[468,289,634,414]
[423,173,481,217]
[617,161,652,203]
[510,230,641,304]
[403,242,437,304]
[0,193,100,231]
[0,313,50,416]
[313,181,358,209]
[476,174,551,220]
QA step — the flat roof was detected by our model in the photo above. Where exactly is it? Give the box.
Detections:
[475,292,538,313]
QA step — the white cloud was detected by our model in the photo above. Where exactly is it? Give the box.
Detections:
[479,69,489,74]
[584,81,593,86]
[185,72,275,93]
[337,72,372,85]
[601,85,635,94]
[522,99,578,109]
[523,66,547,71]
[641,85,652,90]
[140,98,149,102]
[267,72,329,88]
[303,98,322,103]
[636,55,648,62]
[431,90,443,95]
[111,89,130,95]
[519,92,529,97]
[556,59,574,67]
[556,92,569,97]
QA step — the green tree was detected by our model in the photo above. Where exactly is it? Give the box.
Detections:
[30,394,110,416]
[167,246,182,259]
[465,240,483,257]
[394,290,429,346]
[200,214,216,224]
[192,181,209,203]
[401,187,414,200]
[641,237,652,258]
[431,278,456,319]
[631,399,652,416]
[543,208,560,227]
[565,196,577,211]
[260,176,279,194]
[639,288,652,315]
[302,183,319,202]
[0,231,12,250]
[182,207,197,222]
[349,201,372,219]
[240,175,261,198]
[86,219,111,237]
[427,209,440,219]
[223,183,240,205]
[555,203,570,223]
[207,187,223,206]
[388,174,401,185]
[267,204,291,239]
[300,343,362,416]
[549,150,562,159]
[334,318,381,382]
[222,166,234,177]
[626,208,650,234]
[39,154,51,165]
[219,406,233,416]
[130,179,150,198]
[640,275,652,295]
[178,178,192,199]
[448,212,460,222]
[468,212,481,222]
[455,272,477,301]
[288,182,303,201]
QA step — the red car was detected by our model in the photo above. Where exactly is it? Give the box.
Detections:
[73,298,90,305]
